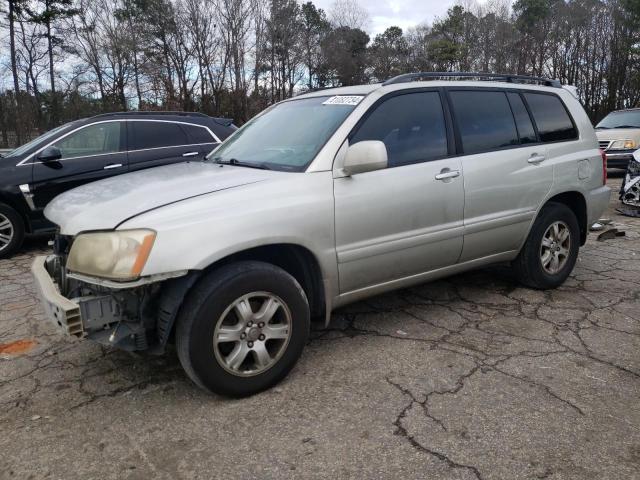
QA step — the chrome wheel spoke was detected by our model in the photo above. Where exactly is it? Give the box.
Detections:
[225,342,250,370]
[254,297,280,324]
[252,343,272,368]
[0,219,11,230]
[234,298,254,323]
[217,324,244,343]
[541,237,553,248]
[550,254,560,272]
[0,233,10,246]
[263,323,289,340]
[558,227,570,242]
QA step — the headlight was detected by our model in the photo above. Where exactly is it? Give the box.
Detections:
[67,229,156,281]
[610,139,637,150]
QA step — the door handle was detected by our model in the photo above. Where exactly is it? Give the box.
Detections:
[182,151,199,157]
[435,169,460,181]
[104,163,123,170]
[528,154,546,164]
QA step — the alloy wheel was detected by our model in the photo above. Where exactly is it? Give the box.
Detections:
[213,292,292,377]
[0,213,14,253]
[540,220,571,275]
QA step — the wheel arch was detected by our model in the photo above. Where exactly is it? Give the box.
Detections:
[0,193,31,233]
[154,243,327,351]
[544,191,588,245]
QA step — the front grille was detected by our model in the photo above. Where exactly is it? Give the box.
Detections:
[599,140,612,150]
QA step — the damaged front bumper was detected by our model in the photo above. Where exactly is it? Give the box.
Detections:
[31,255,197,353]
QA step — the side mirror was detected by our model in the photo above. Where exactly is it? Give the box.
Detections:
[342,140,388,176]
[38,146,62,162]
[633,149,640,162]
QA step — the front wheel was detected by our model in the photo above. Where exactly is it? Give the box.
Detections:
[0,203,25,259]
[175,261,310,397]
[512,202,580,289]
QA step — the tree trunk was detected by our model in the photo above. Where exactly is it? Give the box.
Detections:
[8,0,22,144]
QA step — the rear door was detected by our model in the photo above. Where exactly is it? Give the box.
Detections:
[126,120,214,171]
[333,90,465,293]
[447,89,554,262]
[31,121,126,210]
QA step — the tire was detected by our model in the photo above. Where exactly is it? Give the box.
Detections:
[512,202,580,290]
[175,261,310,397]
[0,203,25,260]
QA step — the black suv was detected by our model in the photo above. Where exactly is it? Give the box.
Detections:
[0,111,235,258]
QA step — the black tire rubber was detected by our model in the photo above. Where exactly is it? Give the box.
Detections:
[512,202,580,289]
[175,261,310,397]
[0,203,25,260]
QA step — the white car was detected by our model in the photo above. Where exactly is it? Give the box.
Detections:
[33,73,610,396]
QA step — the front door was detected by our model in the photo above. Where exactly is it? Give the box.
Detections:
[333,90,465,293]
[31,121,126,211]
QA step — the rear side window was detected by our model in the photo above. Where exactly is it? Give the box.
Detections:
[507,93,537,144]
[184,124,216,144]
[523,93,577,142]
[450,90,519,155]
[129,121,189,150]
[351,91,448,168]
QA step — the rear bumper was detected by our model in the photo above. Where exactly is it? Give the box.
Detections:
[587,186,612,225]
[31,255,83,337]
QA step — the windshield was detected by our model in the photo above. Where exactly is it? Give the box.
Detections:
[209,96,360,171]
[596,110,640,129]
[4,123,75,158]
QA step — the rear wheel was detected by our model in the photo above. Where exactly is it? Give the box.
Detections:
[0,203,25,259]
[512,202,579,289]
[176,261,310,397]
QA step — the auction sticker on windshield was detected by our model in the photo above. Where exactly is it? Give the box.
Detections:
[322,96,364,106]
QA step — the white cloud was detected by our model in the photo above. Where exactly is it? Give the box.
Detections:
[311,0,454,35]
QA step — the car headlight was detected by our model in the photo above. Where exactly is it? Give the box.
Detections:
[67,229,156,281]
[610,139,637,150]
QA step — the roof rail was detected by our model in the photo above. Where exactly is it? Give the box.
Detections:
[92,111,209,119]
[382,72,562,88]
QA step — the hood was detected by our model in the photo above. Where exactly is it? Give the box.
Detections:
[45,161,280,234]
[596,128,640,145]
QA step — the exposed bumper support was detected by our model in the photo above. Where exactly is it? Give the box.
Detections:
[31,255,83,337]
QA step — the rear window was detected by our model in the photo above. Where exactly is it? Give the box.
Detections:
[450,90,519,155]
[130,121,188,150]
[523,93,577,142]
[184,124,216,144]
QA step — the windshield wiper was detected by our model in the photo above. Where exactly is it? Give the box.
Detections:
[612,125,640,129]
[596,126,610,129]
[213,157,272,170]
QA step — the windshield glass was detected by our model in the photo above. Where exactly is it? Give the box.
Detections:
[4,123,72,158]
[596,110,640,129]
[209,96,360,171]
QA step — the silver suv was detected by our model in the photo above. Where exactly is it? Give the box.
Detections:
[33,73,611,397]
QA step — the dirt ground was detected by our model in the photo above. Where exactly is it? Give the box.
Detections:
[1,177,638,480]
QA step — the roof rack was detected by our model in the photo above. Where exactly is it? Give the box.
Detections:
[92,111,209,118]
[382,72,562,88]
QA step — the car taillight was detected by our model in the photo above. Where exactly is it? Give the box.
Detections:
[600,149,607,185]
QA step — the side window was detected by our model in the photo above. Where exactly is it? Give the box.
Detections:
[522,93,577,142]
[130,121,189,150]
[184,124,216,144]
[449,90,519,155]
[507,93,537,144]
[351,91,448,168]
[53,122,121,159]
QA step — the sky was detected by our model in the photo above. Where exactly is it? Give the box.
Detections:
[311,0,457,35]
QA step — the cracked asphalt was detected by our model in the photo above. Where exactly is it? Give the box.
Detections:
[1,178,639,480]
